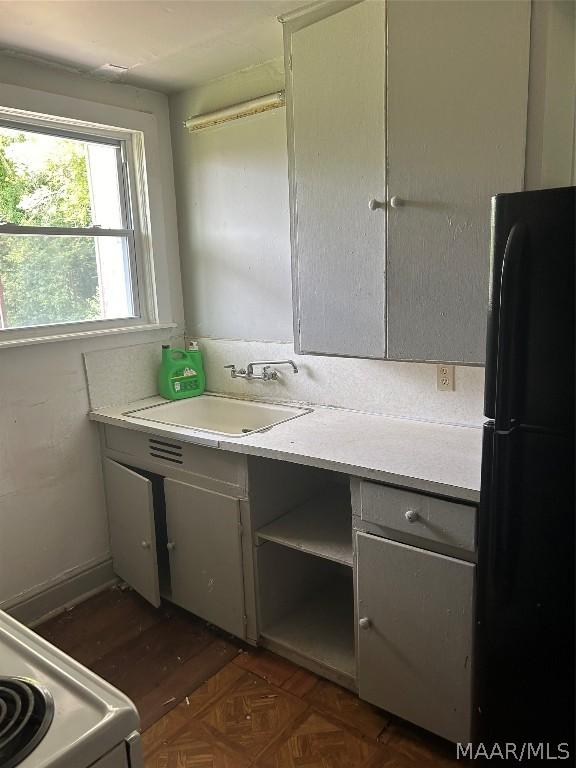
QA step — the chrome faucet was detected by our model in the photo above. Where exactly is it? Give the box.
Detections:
[247,360,298,376]
[224,360,299,381]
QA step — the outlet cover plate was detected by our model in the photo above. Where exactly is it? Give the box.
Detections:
[437,364,455,391]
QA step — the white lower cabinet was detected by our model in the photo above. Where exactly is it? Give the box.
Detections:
[103,458,246,639]
[356,532,475,743]
[102,430,477,744]
[103,459,161,608]
[164,479,245,637]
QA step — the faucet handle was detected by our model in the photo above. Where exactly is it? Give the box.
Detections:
[223,364,235,369]
[263,366,279,381]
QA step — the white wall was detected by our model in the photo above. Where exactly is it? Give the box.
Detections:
[0,55,184,611]
[170,59,291,341]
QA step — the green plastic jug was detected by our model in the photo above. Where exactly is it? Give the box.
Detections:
[158,344,206,400]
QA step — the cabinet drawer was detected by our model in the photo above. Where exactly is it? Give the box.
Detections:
[355,480,476,553]
[104,425,247,492]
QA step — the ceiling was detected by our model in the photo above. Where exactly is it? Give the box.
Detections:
[0,1,304,93]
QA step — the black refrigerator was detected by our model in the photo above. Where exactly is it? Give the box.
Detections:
[476,186,575,750]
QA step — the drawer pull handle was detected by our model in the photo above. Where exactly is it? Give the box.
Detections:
[141,541,151,549]
[405,509,419,523]
[167,541,176,551]
[359,617,372,630]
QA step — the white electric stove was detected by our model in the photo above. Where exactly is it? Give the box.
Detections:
[0,610,143,768]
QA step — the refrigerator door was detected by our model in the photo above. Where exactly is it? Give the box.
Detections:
[484,186,575,432]
[477,424,574,744]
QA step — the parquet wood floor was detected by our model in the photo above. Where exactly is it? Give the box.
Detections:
[36,588,466,766]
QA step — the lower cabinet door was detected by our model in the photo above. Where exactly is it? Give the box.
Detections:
[103,459,161,608]
[164,478,245,638]
[356,532,474,743]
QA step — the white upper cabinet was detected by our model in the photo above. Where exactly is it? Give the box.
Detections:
[287,0,386,358]
[386,0,530,363]
[283,0,530,364]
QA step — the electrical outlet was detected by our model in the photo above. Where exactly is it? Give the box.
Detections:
[437,364,455,391]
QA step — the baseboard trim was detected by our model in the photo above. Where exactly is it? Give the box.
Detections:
[5,560,118,627]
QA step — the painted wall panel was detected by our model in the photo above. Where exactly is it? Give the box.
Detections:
[169,62,293,343]
[184,110,292,341]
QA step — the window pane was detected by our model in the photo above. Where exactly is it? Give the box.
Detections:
[0,125,124,229]
[0,234,135,329]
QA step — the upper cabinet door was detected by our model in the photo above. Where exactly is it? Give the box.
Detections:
[386,0,530,363]
[164,479,245,638]
[287,0,386,358]
[103,459,161,607]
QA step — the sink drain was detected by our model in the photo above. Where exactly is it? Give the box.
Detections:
[241,428,251,434]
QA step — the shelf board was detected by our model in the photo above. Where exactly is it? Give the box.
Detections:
[260,579,355,684]
[257,487,352,566]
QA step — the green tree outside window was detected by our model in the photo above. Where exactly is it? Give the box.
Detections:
[0,129,99,328]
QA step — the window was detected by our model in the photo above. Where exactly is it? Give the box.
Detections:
[0,120,141,333]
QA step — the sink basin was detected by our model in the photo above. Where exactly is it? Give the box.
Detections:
[124,395,312,437]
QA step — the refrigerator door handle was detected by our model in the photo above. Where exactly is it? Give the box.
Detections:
[494,223,528,431]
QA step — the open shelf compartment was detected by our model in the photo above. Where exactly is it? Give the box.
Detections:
[256,542,355,689]
[256,485,352,566]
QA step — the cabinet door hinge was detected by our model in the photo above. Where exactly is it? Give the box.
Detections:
[243,614,248,626]
[288,54,292,71]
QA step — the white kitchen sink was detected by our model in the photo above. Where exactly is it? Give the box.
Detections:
[123,394,312,437]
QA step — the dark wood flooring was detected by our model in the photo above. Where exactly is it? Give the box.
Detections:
[35,587,463,766]
[35,585,240,730]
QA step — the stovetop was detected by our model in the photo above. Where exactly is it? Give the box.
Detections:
[0,677,54,768]
[0,610,139,768]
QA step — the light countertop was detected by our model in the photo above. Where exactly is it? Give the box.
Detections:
[89,395,483,503]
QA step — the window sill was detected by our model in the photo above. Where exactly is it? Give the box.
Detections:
[0,322,178,350]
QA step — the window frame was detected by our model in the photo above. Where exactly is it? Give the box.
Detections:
[0,107,163,345]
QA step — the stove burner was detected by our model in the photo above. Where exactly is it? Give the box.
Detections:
[0,678,54,768]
